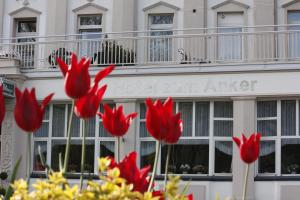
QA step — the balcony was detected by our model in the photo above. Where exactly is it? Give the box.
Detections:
[0,24,300,71]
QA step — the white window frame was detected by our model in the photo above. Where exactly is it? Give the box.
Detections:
[256,99,300,176]
[137,100,233,176]
[32,103,116,175]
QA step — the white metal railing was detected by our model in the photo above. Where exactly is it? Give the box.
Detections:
[0,25,300,71]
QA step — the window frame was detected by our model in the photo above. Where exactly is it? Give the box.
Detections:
[256,99,300,176]
[137,100,233,176]
[32,103,116,175]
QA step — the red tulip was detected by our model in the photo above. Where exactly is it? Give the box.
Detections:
[233,133,261,164]
[108,151,151,193]
[57,53,91,99]
[74,65,115,119]
[14,87,54,132]
[98,104,137,137]
[186,194,193,200]
[0,85,5,125]
[145,97,182,144]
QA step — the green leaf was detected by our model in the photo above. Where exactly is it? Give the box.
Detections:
[4,156,22,200]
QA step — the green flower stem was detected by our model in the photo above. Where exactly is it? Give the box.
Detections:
[242,164,250,200]
[80,119,87,190]
[26,133,31,185]
[148,140,161,192]
[164,144,171,191]
[117,137,121,163]
[63,100,75,174]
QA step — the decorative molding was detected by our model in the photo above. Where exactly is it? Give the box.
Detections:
[72,2,108,13]
[282,0,300,8]
[143,1,180,12]
[9,6,42,16]
[211,0,250,10]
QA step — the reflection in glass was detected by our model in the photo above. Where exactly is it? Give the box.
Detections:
[161,140,209,174]
[140,141,155,168]
[281,139,300,174]
[215,141,232,173]
[33,141,47,171]
[51,140,95,173]
[257,101,277,118]
[258,141,275,173]
[257,120,277,136]
[100,141,115,158]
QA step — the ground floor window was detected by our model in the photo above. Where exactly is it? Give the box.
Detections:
[33,103,115,174]
[139,100,233,175]
[257,100,300,175]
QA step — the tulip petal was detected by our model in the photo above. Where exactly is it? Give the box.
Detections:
[15,87,22,102]
[233,137,241,147]
[96,85,107,101]
[41,93,54,113]
[94,65,115,84]
[56,57,68,76]
[163,97,173,115]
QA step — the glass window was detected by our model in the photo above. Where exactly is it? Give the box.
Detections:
[257,101,277,137]
[281,100,296,136]
[17,19,36,33]
[281,139,300,174]
[80,15,102,26]
[287,11,300,58]
[33,103,115,174]
[139,100,233,175]
[258,141,275,174]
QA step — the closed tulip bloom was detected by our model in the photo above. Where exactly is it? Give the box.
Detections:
[0,85,5,125]
[98,104,138,137]
[145,97,183,144]
[14,87,54,132]
[74,65,115,119]
[57,53,91,99]
[233,133,261,164]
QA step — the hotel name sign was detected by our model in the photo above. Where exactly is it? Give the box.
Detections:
[0,78,15,98]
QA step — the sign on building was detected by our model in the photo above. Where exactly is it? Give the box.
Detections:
[0,78,15,98]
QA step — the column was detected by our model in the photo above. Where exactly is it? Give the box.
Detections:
[0,0,4,38]
[115,99,137,160]
[232,97,256,200]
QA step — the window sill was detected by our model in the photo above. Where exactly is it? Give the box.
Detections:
[255,176,300,181]
[31,173,232,181]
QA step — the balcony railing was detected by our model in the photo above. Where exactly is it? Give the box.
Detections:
[0,24,300,71]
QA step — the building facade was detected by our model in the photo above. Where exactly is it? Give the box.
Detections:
[1,0,300,199]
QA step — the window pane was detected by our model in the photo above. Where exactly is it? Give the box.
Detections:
[100,141,115,158]
[257,101,277,118]
[35,122,49,137]
[288,11,300,58]
[140,141,155,168]
[281,139,300,174]
[214,120,233,136]
[33,141,47,172]
[44,106,49,120]
[195,102,210,137]
[80,15,102,26]
[215,141,232,173]
[149,31,173,62]
[51,140,94,173]
[52,104,65,137]
[86,118,95,137]
[281,100,296,136]
[140,122,149,137]
[140,103,146,119]
[17,20,36,33]
[68,104,80,137]
[161,140,209,174]
[257,120,277,136]
[179,102,193,137]
[99,122,112,137]
[149,14,173,25]
[258,141,275,173]
[214,101,233,118]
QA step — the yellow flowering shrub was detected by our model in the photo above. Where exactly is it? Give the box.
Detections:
[7,158,191,200]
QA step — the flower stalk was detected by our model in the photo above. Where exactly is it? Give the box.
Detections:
[242,164,249,200]
[63,100,75,173]
[80,119,87,190]
[117,137,121,163]
[148,140,161,192]
[26,133,31,184]
[164,144,171,191]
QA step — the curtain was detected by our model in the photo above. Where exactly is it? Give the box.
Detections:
[179,102,193,137]
[257,101,277,118]
[218,28,242,61]
[52,104,65,137]
[215,141,232,155]
[195,102,210,137]
[140,141,156,156]
[260,141,275,156]
[281,100,296,136]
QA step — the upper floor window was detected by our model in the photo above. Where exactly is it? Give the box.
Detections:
[139,100,233,175]
[287,11,300,58]
[257,100,300,175]
[217,12,243,61]
[78,15,103,58]
[33,103,115,174]
[148,14,174,62]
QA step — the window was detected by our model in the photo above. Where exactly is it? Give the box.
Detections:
[257,100,300,175]
[139,101,233,175]
[15,18,37,67]
[33,103,115,174]
[78,15,103,58]
[148,14,173,62]
[287,11,300,58]
[217,12,243,61]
